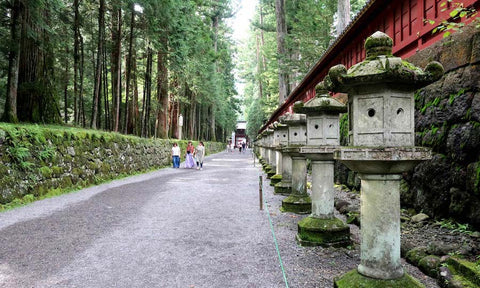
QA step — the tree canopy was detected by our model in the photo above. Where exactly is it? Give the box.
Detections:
[0,0,240,142]
[240,0,367,141]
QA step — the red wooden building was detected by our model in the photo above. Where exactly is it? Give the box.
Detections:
[259,0,479,133]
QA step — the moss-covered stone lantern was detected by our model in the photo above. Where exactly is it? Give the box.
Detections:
[270,122,288,186]
[264,127,276,178]
[293,83,350,247]
[281,112,311,214]
[326,31,443,287]
[274,114,293,195]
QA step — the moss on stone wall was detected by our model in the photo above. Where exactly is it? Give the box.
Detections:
[0,123,225,208]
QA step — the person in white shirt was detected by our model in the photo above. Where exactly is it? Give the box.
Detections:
[171,143,181,168]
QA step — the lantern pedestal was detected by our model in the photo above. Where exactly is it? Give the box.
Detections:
[295,148,350,247]
[282,147,311,214]
[274,150,292,195]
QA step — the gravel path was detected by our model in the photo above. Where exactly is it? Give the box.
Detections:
[0,149,439,288]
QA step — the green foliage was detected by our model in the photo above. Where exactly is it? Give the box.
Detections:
[239,0,366,134]
[39,146,56,161]
[427,1,479,38]
[339,113,349,146]
[435,218,476,235]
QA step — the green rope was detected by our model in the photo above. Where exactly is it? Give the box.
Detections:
[262,175,289,288]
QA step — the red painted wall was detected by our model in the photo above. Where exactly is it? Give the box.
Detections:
[260,0,479,133]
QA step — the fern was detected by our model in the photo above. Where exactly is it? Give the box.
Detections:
[38,146,56,161]
[7,146,31,162]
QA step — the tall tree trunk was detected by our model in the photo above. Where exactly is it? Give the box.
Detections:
[259,3,267,72]
[275,0,288,105]
[124,7,135,134]
[210,7,219,142]
[155,34,169,138]
[80,33,86,127]
[17,4,61,124]
[189,91,196,140]
[103,48,110,130]
[142,45,153,138]
[64,46,69,123]
[73,0,80,125]
[255,34,264,100]
[336,0,351,37]
[91,0,105,129]
[111,1,122,132]
[2,0,22,123]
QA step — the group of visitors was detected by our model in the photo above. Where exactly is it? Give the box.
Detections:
[171,141,205,170]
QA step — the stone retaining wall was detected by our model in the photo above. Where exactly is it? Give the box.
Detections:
[0,124,224,204]
[406,22,480,229]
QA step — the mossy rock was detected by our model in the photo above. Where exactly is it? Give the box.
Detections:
[274,181,291,195]
[297,216,350,247]
[334,270,425,288]
[447,257,480,286]
[346,211,361,227]
[282,194,311,214]
[51,166,63,176]
[418,255,441,278]
[100,163,111,174]
[406,247,429,266]
[266,168,276,179]
[38,166,53,178]
[270,174,282,186]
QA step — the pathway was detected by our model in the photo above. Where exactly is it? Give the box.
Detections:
[0,150,284,288]
[0,149,439,288]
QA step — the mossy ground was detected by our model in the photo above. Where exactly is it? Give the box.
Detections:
[334,270,425,288]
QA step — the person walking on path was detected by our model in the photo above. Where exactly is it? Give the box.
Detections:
[195,141,205,170]
[184,141,196,168]
[171,143,181,168]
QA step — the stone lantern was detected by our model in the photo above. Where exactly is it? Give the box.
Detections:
[281,113,311,214]
[274,115,293,195]
[260,130,271,172]
[265,126,277,179]
[293,83,350,247]
[270,122,287,186]
[325,31,443,287]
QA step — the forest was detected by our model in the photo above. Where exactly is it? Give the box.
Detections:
[0,0,239,141]
[239,0,366,140]
[0,0,367,142]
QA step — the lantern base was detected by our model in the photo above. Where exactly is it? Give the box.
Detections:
[334,269,424,288]
[274,181,292,195]
[282,194,311,214]
[269,174,282,186]
[296,216,350,247]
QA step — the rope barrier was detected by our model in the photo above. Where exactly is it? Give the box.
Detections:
[259,174,289,288]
